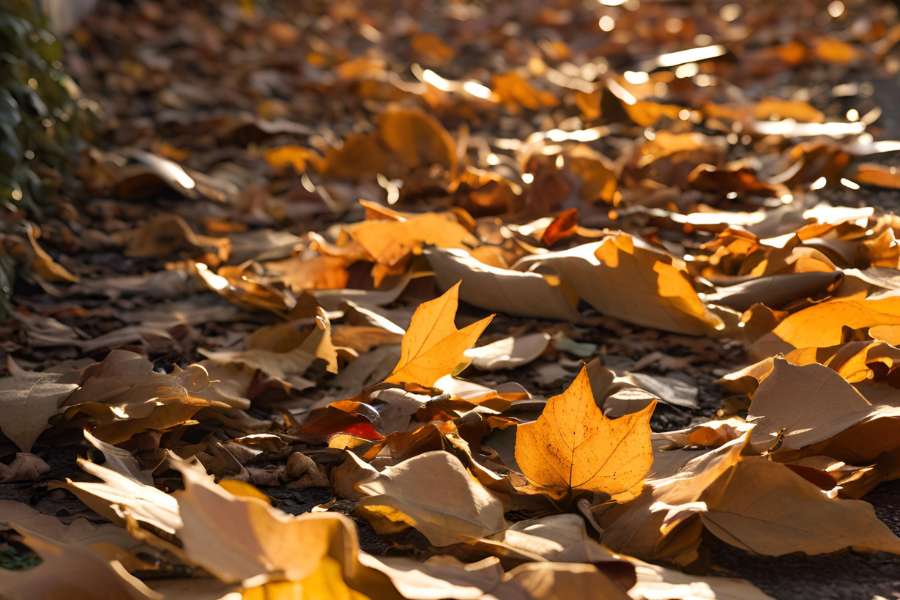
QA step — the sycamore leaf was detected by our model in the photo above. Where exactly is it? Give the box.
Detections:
[356,451,507,546]
[600,434,749,566]
[628,559,774,600]
[200,307,338,388]
[62,458,182,535]
[702,457,900,556]
[746,359,900,463]
[0,500,145,569]
[515,366,655,497]
[348,212,477,268]
[499,562,629,600]
[516,235,723,335]
[752,294,900,357]
[385,282,493,387]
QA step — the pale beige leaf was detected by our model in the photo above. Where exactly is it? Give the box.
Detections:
[357,450,507,546]
[0,527,159,600]
[498,562,631,600]
[747,359,900,463]
[357,555,503,600]
[627,559,774,600]
[0,372,76,452]
[62,458,182,535]
[466,333,551,371]
[702,457,900,556]
[427,248,580,321]
[600,434,749,565]
[170,457,376,585]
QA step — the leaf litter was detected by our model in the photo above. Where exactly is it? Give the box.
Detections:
[2,0,900,598]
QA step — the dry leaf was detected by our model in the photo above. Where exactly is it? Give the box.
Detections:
[62,457,182,535]
[348,212,476,268]
[385,282,493,387]
[171,457,372,584]
[201,308,338,387]
[854,163,900,189]
[427,247,580,321]
[752,294,900,356]
[378,106,457,172]
[702,457,900,556]
[357,450,507,546]
[465,333,551,371]
[600,434,749,565]
[0,370,76,451]
[627,559,774,600]
[515,366,655,497]
[24,223,79,283]
[518,235,723,335]
[0,527,159,600]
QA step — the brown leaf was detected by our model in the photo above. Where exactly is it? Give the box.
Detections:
[427,247,580,321]
[356,450,508,546]
[0,370,76,451]
[518,235,724,335]
[702,457,900,556]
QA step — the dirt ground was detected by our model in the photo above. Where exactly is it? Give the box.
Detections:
[3,1,900,598]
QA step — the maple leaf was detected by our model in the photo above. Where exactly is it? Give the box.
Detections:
[385,282,493,387]
[515,366,655,497]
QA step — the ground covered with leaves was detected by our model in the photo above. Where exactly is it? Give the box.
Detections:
[2,0,900,598]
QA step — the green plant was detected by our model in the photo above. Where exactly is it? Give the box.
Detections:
[0,0,85,216]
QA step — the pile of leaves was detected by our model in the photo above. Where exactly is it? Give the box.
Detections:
[2,0,900,598]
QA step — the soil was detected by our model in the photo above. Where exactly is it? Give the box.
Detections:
[2,1,900,598]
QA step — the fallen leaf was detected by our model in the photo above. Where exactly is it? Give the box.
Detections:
[515,366,655,497]
[600,434,749,565]
[518,235,723,335]
[377,106,456,173]
[0,527,159,600]
[62,457,181,536]
[0,453,50,482]
[0,370,76,451]
[24,223,79,283]
[853,163,900,189]
[357,450,508,546]
[201,308,338,388]
[348,211,477,268]
[427,247,580,321]
[752,294,900,356]
[627,559,774,600]
[385,282,493,387]
[465,333,551,371]
[702,457,900,556]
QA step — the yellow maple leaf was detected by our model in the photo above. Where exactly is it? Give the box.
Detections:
[385,283,493,387]
[515,366,655,497]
